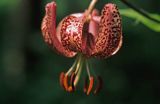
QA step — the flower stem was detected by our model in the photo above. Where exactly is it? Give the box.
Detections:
[85,0,98,19]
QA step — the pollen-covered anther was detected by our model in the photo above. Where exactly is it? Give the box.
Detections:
[84,76,94,95]
[59,72,76,92]
[83,76,103,95]
[68,72,76,92]
[63,74,70,91]
[59,72,65,90]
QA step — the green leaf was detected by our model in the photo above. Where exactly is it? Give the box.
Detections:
[120,9,160,32]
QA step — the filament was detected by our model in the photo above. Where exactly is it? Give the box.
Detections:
[74,55,85,86]
[86,60,91,78]
[66,54,80,76]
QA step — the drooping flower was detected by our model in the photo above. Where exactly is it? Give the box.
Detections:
[41,0,122,95]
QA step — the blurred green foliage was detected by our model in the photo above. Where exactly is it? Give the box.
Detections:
[0,0,160,104]
[120,9,160,32]
[0,0,20,9]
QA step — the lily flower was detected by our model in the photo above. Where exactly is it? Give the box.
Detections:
[41,0,122,95]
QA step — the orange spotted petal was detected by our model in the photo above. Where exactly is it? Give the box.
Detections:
[41,2,76,57]
[60,13,96,57]
[94,3,123,58]
[60,15,84,53]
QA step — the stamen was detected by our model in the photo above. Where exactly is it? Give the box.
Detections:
[84,76,94,95]
[66,55,83,91]
[84,60,94,95]
[84,76,88,93]
[59,54,86,93]
[60,72,75,92]
[94,76,103,94]
[74,55,85,86]
[69,72,76,91]
[68,86,73,92]
[59,72,65,90]
[74,61,83,86]
[63,75,69,91]
[74,55,82,74]
[66,72,76,92]
[86,61,91,78]
[65,55,80,76]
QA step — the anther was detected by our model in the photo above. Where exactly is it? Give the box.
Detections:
[68,72,76,92]
[94,76,103,94]
[87,77,94,95]
[84,76,88,93]
[60,72,77,92]
[63,75,69,91]
[59,72,65,90]
[84,76,94,95]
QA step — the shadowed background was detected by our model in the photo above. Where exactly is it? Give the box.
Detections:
[0,0,160,104]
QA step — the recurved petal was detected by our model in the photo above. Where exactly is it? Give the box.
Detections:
[41,2,76,57]
[60,14,84,53]
[93,3,122,58]
[59,13,97,57]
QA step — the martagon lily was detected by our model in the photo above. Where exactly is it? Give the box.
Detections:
[41,0,122,95]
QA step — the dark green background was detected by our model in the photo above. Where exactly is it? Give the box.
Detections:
[0,0,160,104]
